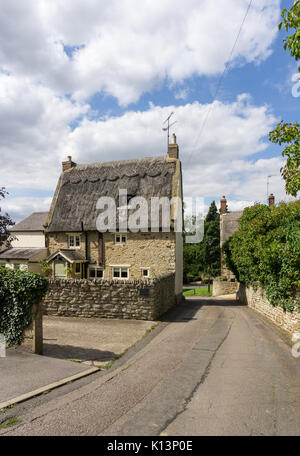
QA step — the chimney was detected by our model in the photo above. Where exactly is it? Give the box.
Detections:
[62,156,76,172]
[167,133,179,159]
[220,195,228,215]
[268,193,275,207]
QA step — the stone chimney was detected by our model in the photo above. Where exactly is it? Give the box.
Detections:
[62,156,76,172]
[220,195,228,215]
[268,193,275,207]
[167,133,179,159]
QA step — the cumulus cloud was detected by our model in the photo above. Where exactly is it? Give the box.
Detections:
[0,0,280,105]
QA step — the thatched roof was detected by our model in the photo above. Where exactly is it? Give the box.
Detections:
[12,212,48,232]
[47,157,177,232]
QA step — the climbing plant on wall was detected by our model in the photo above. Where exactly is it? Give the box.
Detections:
[0,268,48,346]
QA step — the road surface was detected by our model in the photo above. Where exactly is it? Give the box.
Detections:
[1,297,300,436]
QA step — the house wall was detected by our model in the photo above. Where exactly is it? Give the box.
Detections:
[47,231,177,280]
[42,273,176,320]
[220,211,243,279]
[10,231,45,248]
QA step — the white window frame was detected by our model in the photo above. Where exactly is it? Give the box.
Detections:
[89,266,104,279]
[115,233,127,244]
[141,267,150,278]
[112,266,129,280]
[68,234,81,249]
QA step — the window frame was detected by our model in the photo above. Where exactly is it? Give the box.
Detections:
[112,266,129,280]
[89,266,104,279]
[115,233,127,244]
[141,268,150,278]
[68,234,81,249]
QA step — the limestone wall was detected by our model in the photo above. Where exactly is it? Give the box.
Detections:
[42,273,175,320]
[238,283,300,336]
[212,278,239,296]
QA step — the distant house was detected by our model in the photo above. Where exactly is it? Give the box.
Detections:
[0,212,48,272]
[44,136,183,302]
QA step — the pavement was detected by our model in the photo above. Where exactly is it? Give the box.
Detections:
[0,316,155,408]
[1,296,300,436]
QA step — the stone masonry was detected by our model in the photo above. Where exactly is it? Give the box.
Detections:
[238,283,300,336]
[212,278,239,297]
[42,273,175,320]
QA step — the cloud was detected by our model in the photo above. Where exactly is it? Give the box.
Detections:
[1,197,52,223]
[0,0,280,105]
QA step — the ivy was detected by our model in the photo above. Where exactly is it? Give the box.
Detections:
[0,268,48,347]
[223,201,300,312]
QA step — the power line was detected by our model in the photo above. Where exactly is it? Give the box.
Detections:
[186,0,254,166]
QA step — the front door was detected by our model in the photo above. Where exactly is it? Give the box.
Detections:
[54,261,67,278]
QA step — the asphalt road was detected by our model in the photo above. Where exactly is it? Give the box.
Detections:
[2,297,300,436]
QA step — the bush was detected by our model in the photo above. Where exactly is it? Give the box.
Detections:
[0,268,48,346]
[224,201,300,312]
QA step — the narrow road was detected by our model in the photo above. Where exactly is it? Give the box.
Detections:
[2,297,300,436]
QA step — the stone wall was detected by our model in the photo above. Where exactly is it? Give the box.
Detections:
[213,278,239,296]
[42,273,176,320]
[238,283,300,336]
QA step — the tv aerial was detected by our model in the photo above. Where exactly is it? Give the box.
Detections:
[162,112,177,149]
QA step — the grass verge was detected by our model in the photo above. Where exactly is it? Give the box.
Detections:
[183,286,213,297]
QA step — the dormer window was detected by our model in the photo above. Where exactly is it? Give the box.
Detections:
[68,234,81,248]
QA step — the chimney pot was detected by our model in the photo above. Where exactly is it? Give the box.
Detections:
[220,195,228,214]
[268,193,275,207]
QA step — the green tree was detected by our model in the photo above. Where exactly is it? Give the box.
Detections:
[269,1,300,197]
[0,187,14,247]
[202,201,220,279]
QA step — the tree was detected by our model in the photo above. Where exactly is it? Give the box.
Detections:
[201,201,220,279]
[0,187,14,248]
[269,1,300,197]
[269,121,300,197]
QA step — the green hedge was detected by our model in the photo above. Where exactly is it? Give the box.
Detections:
[0,268,48,346]
[223,200,300,312]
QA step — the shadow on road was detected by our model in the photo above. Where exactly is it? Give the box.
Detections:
[43,343,116,362]
[160,296,245,323]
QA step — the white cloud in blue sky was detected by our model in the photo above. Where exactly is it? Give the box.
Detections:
[0,0,298,221]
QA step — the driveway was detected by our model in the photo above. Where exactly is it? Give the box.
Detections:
[2,297,300,436]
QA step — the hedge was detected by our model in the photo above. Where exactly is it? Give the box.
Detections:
[223,200,300,312]
[0,268,48,346]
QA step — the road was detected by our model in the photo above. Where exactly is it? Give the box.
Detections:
[2,296,300,436]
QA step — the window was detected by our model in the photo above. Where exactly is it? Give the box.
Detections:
[68,235,80,248]
[113,267,129,279]
[115,234,127,244]
[13,264,20,270]
[89,267,103,279]
[75,263,81,274]
[142,268,149,278]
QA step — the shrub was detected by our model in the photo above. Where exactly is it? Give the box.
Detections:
[0,268,48,346]
[224,200,300,312]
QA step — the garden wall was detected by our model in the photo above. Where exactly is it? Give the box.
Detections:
[238,283,300,336]
[42,273,176,320]
[212,278,239,296]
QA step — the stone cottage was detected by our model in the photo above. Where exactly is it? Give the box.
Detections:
[0,212,48,273]
[44,135,183,303]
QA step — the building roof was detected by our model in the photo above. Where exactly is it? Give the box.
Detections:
[47,156,177,232]
[12,212,48,232]
[0,248,48,261]
[46,249,86,263]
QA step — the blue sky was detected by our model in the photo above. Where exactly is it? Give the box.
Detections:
[0,0,298,222]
